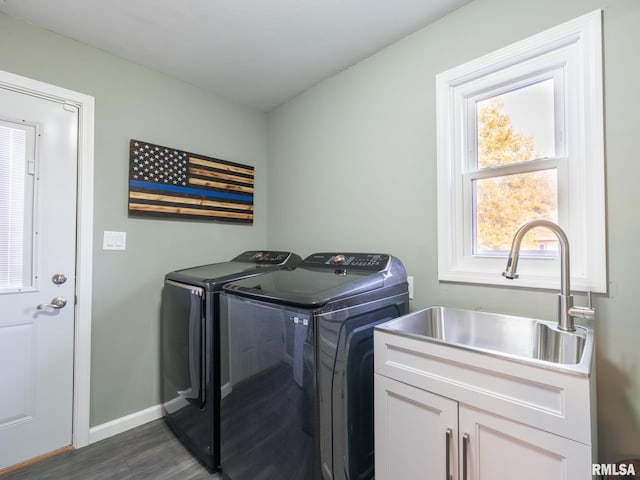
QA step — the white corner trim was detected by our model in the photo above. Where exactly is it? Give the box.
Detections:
[72,87,95,449]
[89,405,165,445]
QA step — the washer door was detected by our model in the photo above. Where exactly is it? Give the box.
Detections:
[162,280,206,411]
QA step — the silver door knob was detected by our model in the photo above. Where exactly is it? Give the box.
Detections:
[52,273,67,285]
[37,296,67,310]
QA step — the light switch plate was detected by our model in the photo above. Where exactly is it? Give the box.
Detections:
[103,231,126,250]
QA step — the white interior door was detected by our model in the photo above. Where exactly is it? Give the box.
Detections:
[0,86,78,470]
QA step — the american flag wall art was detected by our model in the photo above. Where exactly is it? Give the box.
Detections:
[128,139,254,224]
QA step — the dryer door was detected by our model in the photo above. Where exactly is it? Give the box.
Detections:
[162,280,206,411]
[220,294,319,480]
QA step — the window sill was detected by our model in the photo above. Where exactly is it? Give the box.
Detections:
[438,269,605,294]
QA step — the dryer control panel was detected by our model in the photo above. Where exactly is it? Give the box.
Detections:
[302,253,391,271]
[232,250,299,265]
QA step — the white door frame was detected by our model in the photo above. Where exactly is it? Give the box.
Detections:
[0,69,94,449]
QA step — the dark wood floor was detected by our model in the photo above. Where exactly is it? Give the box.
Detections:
[1,420,220,480]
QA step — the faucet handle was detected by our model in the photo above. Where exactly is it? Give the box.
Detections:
[568,290,595,321]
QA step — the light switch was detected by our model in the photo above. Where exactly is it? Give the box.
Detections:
[103,231,126,250]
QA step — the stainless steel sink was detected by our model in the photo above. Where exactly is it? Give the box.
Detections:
[376,306,594,374]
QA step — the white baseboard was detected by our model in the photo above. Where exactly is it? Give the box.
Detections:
[88,384,232,445]
[221,382,232,400]
[88,404,164,445]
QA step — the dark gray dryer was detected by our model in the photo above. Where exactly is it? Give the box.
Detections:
[219,252,409,480]
[160,251,301,472]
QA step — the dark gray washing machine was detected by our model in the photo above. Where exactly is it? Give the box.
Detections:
[160,251,301,472]
[219,253,409,480]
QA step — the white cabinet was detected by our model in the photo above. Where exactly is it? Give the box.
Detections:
[375,375,458,480]
[374,330,596,480]
[459,405,591,480]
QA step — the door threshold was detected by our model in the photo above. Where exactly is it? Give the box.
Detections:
[0,445,73,476]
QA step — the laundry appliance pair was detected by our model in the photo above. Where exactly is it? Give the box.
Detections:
[161,251,409,479]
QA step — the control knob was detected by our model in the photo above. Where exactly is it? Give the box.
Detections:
[332,254,346,265]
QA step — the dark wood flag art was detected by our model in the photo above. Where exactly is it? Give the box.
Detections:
[128,139,254,224]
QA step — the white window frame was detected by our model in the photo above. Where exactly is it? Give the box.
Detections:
[436,10,606,293]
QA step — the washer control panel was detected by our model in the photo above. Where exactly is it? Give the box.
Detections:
[302,253,391,271]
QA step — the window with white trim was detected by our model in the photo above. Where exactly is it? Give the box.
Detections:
[436,10,606,292]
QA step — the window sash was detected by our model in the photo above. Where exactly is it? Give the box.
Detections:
[462,158,562,259]
[464,157,560,182]
[466,68,567,173]
[471,167,559,256]
[464,65,568,171]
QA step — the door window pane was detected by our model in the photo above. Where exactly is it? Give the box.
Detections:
[476,78,556,168]
[0,121,35,291]
[473,169,558,255]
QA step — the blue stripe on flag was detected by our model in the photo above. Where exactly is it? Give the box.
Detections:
[129,180,253,202]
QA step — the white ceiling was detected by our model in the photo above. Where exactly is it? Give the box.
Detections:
[0,0,472,111]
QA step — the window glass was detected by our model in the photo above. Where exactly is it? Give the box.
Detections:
[473,169,558,255]
[0,120,35,291]
[476,78,556,168]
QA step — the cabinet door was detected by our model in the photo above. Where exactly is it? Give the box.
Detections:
[375,375,458,480]
[459,405,591,480]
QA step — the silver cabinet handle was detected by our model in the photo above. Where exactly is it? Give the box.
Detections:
[445,428,453,480]
[462,432,470,480]
[37,296,67,310]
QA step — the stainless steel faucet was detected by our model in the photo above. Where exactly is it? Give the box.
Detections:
[502,219,594,332]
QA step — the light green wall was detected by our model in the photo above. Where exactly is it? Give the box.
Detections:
[268,0,640,462]
[2,0,639,463]
[0,13,269,426]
